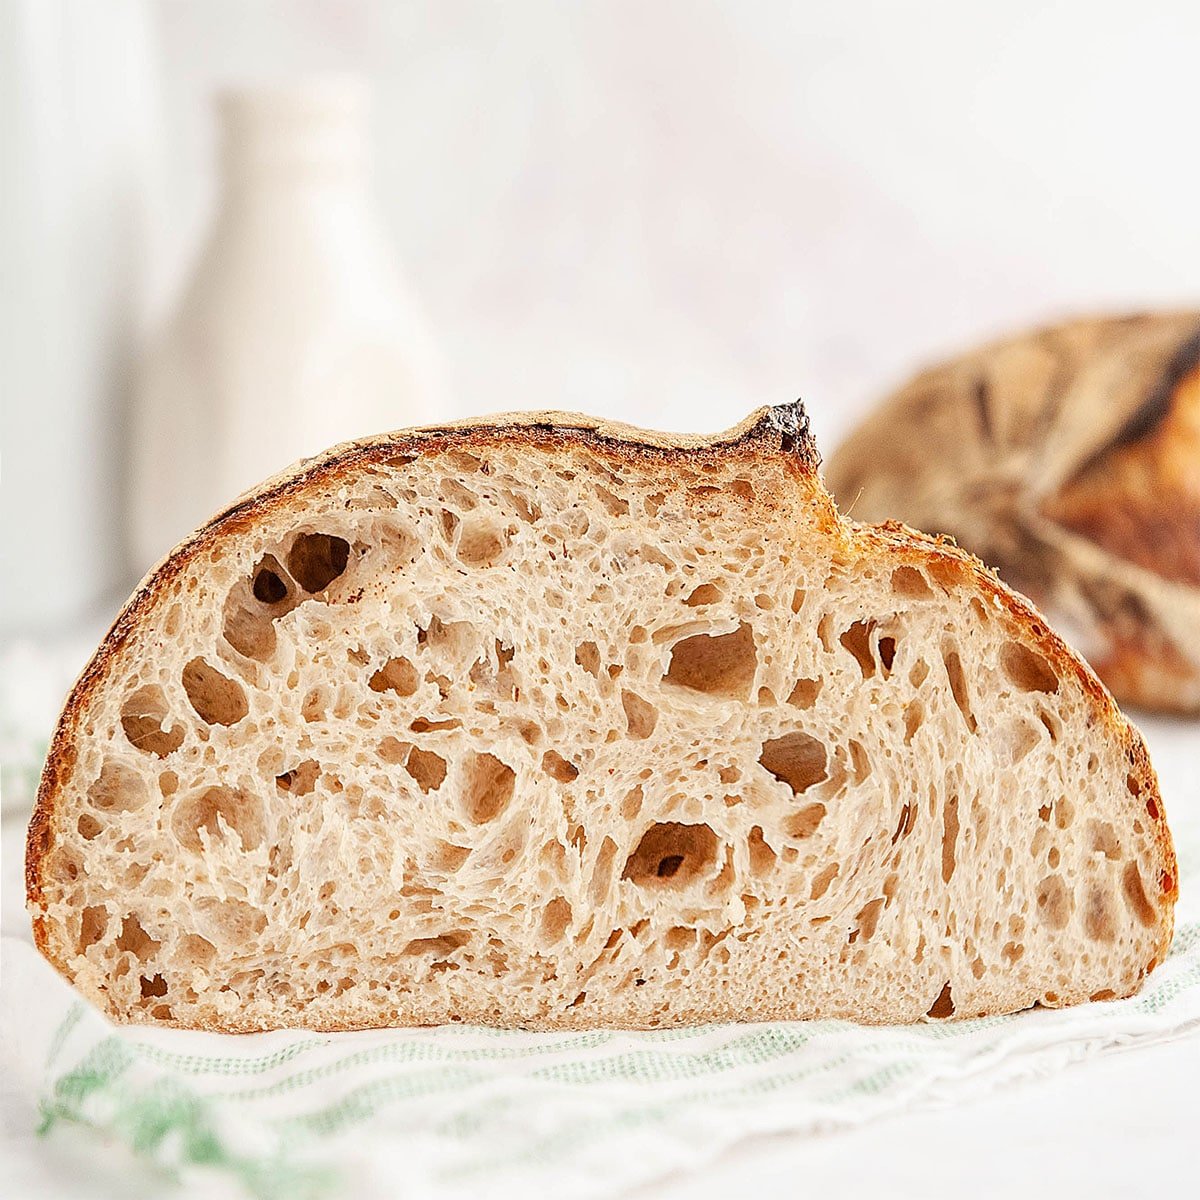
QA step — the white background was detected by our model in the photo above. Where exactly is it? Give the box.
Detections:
[151,0,1200,441]
[5,1,1200,631]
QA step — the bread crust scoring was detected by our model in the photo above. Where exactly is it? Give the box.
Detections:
[827,311,1200,713]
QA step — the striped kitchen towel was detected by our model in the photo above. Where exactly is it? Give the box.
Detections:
[5,912,1199,1200]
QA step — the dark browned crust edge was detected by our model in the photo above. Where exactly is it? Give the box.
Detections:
[1073,322,1200,476]
[26,401,1177,1028]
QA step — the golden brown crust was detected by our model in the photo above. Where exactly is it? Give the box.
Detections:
[1041,362,1200,587]
[27,401,1177,1026]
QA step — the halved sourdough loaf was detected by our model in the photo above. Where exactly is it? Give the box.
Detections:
[26,404,1177,1030]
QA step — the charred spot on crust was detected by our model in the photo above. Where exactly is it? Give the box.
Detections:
[761,399,821,468]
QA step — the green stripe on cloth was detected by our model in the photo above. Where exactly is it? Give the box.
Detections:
[28,915,1200,1200]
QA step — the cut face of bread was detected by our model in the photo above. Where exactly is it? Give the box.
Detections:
[26,404,1176,1030]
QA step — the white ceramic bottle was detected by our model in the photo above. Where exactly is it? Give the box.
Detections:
[130,79,442,572]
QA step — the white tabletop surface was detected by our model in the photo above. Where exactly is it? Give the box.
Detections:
[3,711,1197,1199]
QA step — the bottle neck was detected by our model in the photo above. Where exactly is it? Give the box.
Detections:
[216,82,371,204]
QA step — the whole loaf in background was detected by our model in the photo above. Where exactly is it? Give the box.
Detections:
[826,312,1200,714]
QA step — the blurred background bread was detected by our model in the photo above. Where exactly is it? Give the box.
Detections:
[826,312,1200,714]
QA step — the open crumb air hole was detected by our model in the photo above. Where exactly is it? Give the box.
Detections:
[1000,641,1059,693]
[463,752,515,823]
[224,554,304,660]
[171,786,265,853]
[433,840,470,871]
[810,862,838,899]
[287,533,350,593]
[941,644,977,733]
[120,685,184,757]
[852,897,885,942]
[575,641,601,676]
[78,906,108,951]
[759,732,828,794]
[878,636,897,673]
[456,516,509,567]
[405,748,448,793]
[541,750,579,782]
[1122,862,1157,927]
[369,656,419,696]
[787,677,821,709]
[941,794,959,883]
[590,837,619,905]
[664,624,757,697]
[116,914,159,960]
[748,826,776,874]
[891,565,934,599]
[182,658,248,726]
[784,802,826,840]
[927,983,955,1018]
[621,691,658,739]
[622,823,718,889]
[252,562,288,604]
[541,897,573,940]
[839,621,876,678]
[685,583,722,607]
[276,759,320,795]
[402,931,467,958]
[904,700,924,744]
